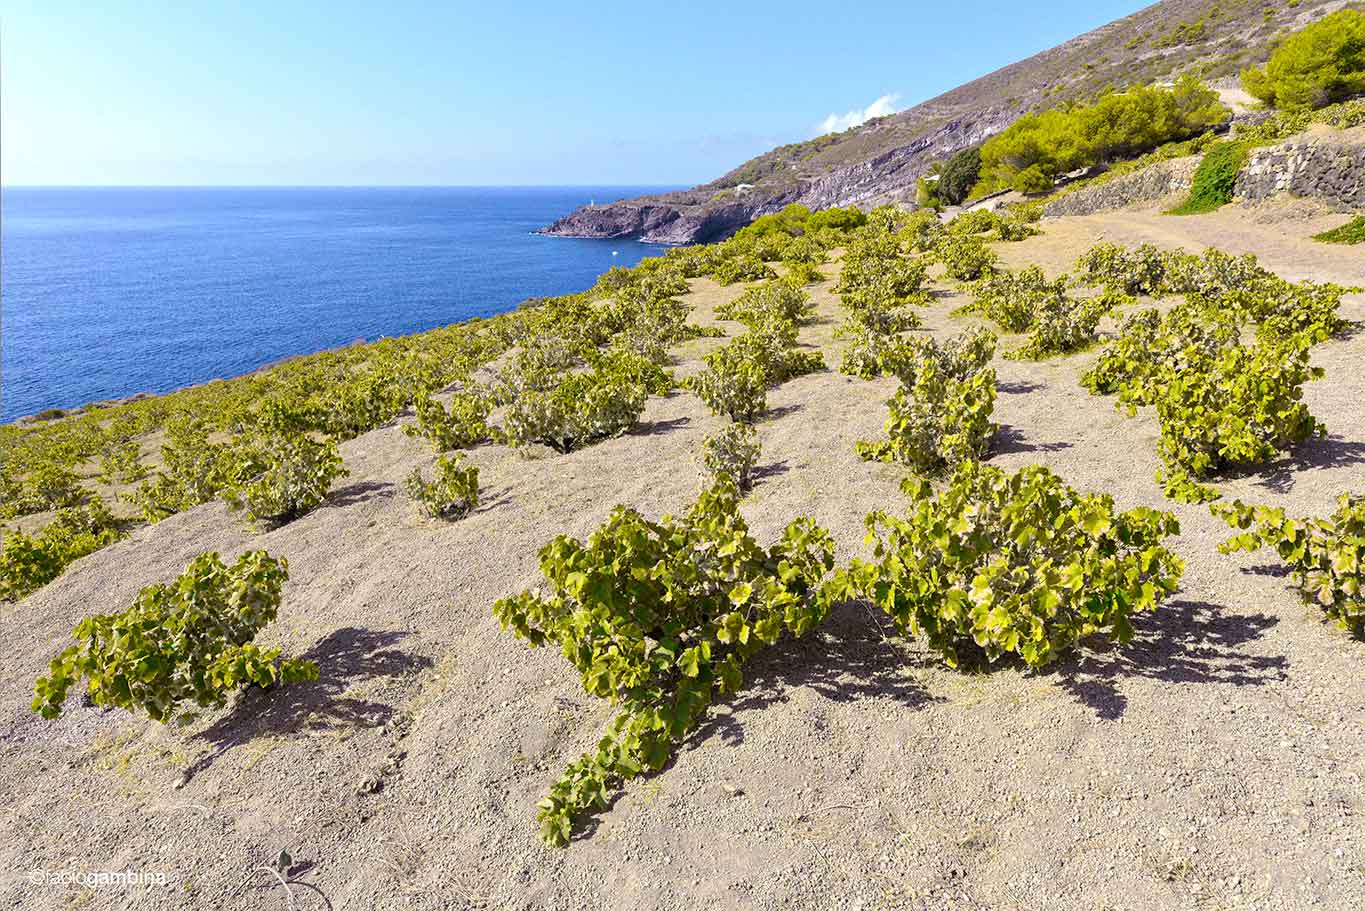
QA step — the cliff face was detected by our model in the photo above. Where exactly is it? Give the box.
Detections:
[539,0,1348,244]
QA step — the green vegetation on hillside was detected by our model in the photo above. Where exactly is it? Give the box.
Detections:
[32,550,316,722]
[973,76,1228,195]
[1314,216,1365,245]
[1242,9,1365,110]
[1167,139,1250,214]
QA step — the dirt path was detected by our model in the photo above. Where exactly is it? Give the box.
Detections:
[1,205,1362,911]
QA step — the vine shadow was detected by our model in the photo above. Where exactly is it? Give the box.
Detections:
[188,628,432,774]
[997,381,1044,395]
[326,480,396,510]
[631,416,690,438]
[689,599,938,751]
[995,424,1074,455]
[1053,600,1288,721]
[1253,435,1365,494]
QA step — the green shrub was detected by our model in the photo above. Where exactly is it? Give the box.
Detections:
[964,266,1067,333]
[827,462,1184,668]
[1009,292,1117,360]
[717,279,815,326]
[938,147,982,205]
[1213,495,1365,634]
[782,260,825,285]
[711,255,776,286]
[129,418,240,522]
[687,353,768,423]
[223,432,348,524]
[977,77,1228,192]
[404,391,492,451]
[1074,242,1171,296]
[700,422,761,490]
[834,233,929,309]
[505,359,650,453]
[933,234,999,282]
[31,550,317,722]
[492,480,835,845]
[1153,338,1325,501]
[857,361,997,473]
[0,462,87,519]
[1241,10,1365,110]
[1313,216,1365,245]
[98,439,147,486]
[405,453,480,519]
[0,501,127,602]
[897,211,945,252]
[1168,141,1249,215]
[1013,164,1054,194]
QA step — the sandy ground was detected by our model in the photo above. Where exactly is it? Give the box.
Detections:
[1,201,1363,911]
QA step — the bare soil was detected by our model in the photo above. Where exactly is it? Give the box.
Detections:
[2,202,1363,910]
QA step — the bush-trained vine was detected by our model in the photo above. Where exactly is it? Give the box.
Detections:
[0,462,88,519]
[1153,339,1325,502]
[932,234,999,282]
[700,422,761,490]
[687,353,768,423]
[826,462,1185,668]
[504,356,651,453]
[31,550,317,721]
[405,453,480,519]
[857,361,998,474]
[717,278,815,327]
[964,266,1069,334]
[492,480,835,845]
[0,501,127,602]
[222,431,349,525]
[1008,290,1121,361]
[405,391,493,451]
[130,418,244,522]
[1074,243,1170,296]
[1212,496,1365,634]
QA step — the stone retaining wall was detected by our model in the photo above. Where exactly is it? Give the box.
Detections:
[1043,158,1198,217]
[1234,139,1365,210]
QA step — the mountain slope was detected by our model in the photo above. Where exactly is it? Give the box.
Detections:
[540,0,1350,243]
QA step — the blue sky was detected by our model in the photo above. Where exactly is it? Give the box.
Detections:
[2,1,1150,186]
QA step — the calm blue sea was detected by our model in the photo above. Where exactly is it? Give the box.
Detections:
[1,187,675,423]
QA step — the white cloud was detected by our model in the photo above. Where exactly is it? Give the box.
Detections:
[818,94,902,134]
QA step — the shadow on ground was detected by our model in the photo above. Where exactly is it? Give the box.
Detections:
[1055,599,1288,721]
[996,424,1074,455]
[188,627,432,774]
[1252,435,1365,494]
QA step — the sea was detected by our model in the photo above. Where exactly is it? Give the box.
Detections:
[0,187,676,423]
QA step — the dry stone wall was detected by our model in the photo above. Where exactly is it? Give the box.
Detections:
[1235,139,1365,211]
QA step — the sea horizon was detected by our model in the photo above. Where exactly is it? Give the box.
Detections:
[1,185,683,422]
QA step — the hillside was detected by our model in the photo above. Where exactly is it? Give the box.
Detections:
[3,191,1364,909]
[540,0,1351,243]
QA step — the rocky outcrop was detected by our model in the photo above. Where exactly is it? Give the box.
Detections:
[1235,137,1365,210]
[1044,157,1200,217]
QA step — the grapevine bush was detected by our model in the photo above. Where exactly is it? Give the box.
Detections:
[700,422,761,490]
[826,462,1185,667]
[223,431,349,525]
[405,391,493,451]
[0,501,127,602]
[933,234,998,282]
[857,360,997,474]
[1213,496,1365,634]
[405,453,480,520]
[505,356,650,453]
[32,550,317,722]
[492,480,835,845]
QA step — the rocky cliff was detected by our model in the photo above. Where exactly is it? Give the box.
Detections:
[540,0,1349,244]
